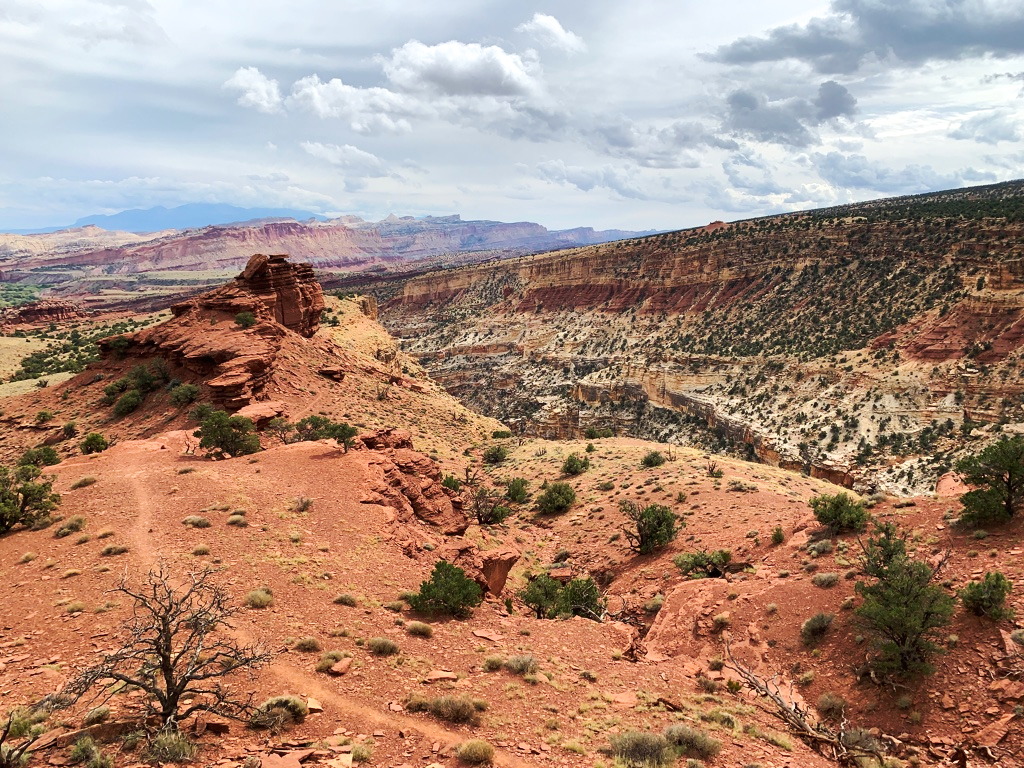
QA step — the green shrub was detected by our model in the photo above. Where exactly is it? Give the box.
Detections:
[367,637,399,656]
[482,655,504,672]
[812,572,840,588]
[561,453,590,476]
[145,731,196,763]
[956,436,1024,525]
[960,572,1014,620]
[293,636,321,653]
[556,577,604,621]
[640,451,666,468]
[503,654,538,675]
[54,515,86,538]
[536,482,576,514]
[408,561,483,618]
[2,464,63,535]
[610,731,671,767]
[810,492,869,533]
[800,612,834,645]
[482,445,508,464]
[245,588,274,609]
[620,501,680,554]
[771,526,785,545]
[194,410,260,458]
[83,706,111,728]
[235,311,257,328]
[316,650,349,673]
[505,477,529,503]
[291,416,358,451]
[520,574,563,619]
[79,433,109,454]
[674,549,732,578]
[441,474,462,492]
[406,621,433,638]
[491,430,513,439]
[456,739,495,765]
[427,695,478,724]
[18,446,60,467]
[662,724,721,760]
[112,389,143,417]
[169,383,200,407]
[252,695,308,730]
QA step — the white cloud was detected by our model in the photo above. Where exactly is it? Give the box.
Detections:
[300,141,393,191]
[381,40,541,97]
[949,109,1023,145]
[223,66,283,114]
[516,14,586,54]
[287,75,419,133]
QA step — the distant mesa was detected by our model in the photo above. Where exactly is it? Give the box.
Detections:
[98,253,324,409]
[0,299,85,328]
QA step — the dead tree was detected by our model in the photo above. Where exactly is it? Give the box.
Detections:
[56,566,271,731]
[723,637,886,766]
[0,711,42,768]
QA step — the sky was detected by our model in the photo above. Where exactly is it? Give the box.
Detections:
[1,0,1023,231]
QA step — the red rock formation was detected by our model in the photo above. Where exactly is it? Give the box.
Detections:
[96,254,324,409]
[435,540,521,595]
[359,428,469,535]
[0,299,84,327]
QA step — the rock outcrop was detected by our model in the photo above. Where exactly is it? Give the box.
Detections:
[359,428,469,536]
[97,254,324,409]
[0,299,84,327]
[435,540,521,596]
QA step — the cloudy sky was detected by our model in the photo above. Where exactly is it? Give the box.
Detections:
[2,0,1023,231]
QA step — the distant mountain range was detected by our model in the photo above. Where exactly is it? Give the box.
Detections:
[5,203,329,234]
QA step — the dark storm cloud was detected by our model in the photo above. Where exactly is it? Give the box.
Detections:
[722,80,857,146]
[710,0,1024,74]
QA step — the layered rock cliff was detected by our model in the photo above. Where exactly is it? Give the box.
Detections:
[379,181,1024,493]
[98,253,324,408]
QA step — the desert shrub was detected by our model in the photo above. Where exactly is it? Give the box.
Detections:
[18,446,60,467]
[810,492,869,533]
[169,384,200,407]
[189,403,214,422]
[610,731,671,767]
[812,572,840,588]
[674,549,732,578]
[226,514,247,527]
[191,545,210,556]
[956,436,1024,525]
[406,621,433,638]
[234,311,257,328]
[82,706,111,727]
[54,515,86,538]
[181,515,211,529]
[505,477,529,503]
[427,695,478,724]
[620,501,680,554]
[316,651,349,673]
[441,474,462,492]
[561,453,590,476]
[70,476,96,490]
[856,522,954,676]
[456,739,495,765]
[195,410,260,458]
[70,735,112,767]
[112,389,143,417]
[333,593,358,607]
[482,655,503,672]
[771,526,785,545]
[0,463,61,535]
[482,445,508,464]
[640,451,666,468]
[536,482,576,514]
[252,695,308,730]
[801,612,834,645]
[351,743,373,763]
[960,572,1014,620]
[520,574,563,619]
[79,433,109,454]
[367,637,399,656]
[245,588,274,609]
[100,544,128,556]
[556,577,604,620]
[662,723,721,760]
[291,416,358,451]
[817,692,847,722]
[503,654,538,676]
[293,636,321,653]
[146,731,196,763]
[491,430,513,439]
[408,561,482,618]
